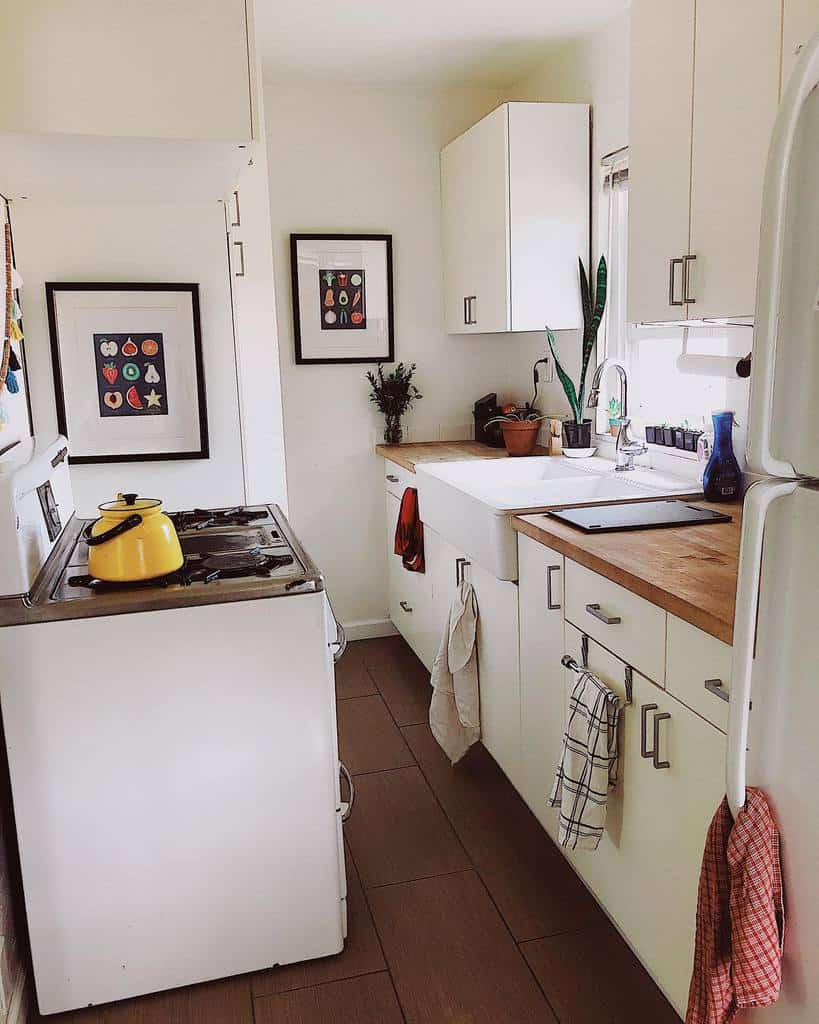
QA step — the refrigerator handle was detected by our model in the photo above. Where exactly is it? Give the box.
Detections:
[727,479,797,818]
[748,32,819,478]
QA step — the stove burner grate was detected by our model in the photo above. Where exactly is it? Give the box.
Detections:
[172,507,271,532]
[189,551,294,583]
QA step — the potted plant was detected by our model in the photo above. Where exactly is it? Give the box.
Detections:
[485,407,547,457]
[366,362,423,445]
[545,256,607,451]
[607,396,622,437]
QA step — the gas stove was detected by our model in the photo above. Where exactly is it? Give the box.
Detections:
[0,499,323,625]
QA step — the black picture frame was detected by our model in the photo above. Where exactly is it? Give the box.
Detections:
[45,282,209,464]
[290,233,395,365]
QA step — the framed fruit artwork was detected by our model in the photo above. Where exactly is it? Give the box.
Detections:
[290,234,394,364]
[45,283,209,464]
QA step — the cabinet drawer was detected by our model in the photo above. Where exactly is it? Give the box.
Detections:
[383,460,415,500]
[666,615,731,732]
[565,560,666,683]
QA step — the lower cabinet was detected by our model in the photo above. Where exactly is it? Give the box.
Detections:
[563,624,725,1017]
[517,533,566,839]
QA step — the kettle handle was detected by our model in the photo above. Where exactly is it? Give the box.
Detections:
[84,513,143,546]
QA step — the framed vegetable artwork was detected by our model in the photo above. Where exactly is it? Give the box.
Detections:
[45,282,209,464]
[290,234,394,364]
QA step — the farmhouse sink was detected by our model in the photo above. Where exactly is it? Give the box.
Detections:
[414,455,700,580]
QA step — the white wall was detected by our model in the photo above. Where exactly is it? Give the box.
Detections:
[11,199,245,516]
[264,81,576,632]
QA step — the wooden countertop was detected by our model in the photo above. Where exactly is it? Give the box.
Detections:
[514,503,741,645]
[376,440,550,473]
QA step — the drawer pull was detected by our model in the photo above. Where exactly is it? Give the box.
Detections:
[399,600,413,613]
[586,602,621,625]
[386,474,399,483]
[641,703,658,759]
[546,564,561,610]
[704,678,729,703]
[653,712,671,769]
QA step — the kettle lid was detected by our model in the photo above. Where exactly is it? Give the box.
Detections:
[99,492,162,513]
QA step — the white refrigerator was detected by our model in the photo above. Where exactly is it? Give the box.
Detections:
[727,29,819,1022]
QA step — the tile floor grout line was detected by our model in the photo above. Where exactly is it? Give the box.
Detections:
[346,763,418,781]
[345,839,409,1024]
[364,866,475,893]
[249,963,386,1003]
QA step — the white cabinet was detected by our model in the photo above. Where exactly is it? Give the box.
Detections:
[782,0,819,89]
[0,0,254,142]
[627,0,696,323]
[666,615,732,732]
[628,0,782,321]
[385,491,437,671]
[470,558,522,790]
[688,0,782,319]
[518,534,565,839]
[441,102,589,335]
[564,626,725,1018]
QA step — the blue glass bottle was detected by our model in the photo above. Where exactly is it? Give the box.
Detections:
[702,410,741,502]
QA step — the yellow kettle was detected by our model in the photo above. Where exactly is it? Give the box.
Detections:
[85,493,184,583]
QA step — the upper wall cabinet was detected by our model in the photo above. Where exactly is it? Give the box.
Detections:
[441,102,589,335]
[0,0,254,143]
[628,0,786,322]
[782,0,819,90]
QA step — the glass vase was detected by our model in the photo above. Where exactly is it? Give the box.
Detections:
[384,415,403,445]
[702,410,741,502]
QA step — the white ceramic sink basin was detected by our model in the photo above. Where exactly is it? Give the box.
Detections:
[415,455,700,580]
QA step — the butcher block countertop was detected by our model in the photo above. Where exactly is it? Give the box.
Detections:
[376,440,550,473]
[514,504,741,645]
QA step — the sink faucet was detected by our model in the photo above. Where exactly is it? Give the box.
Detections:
[586,359,648,472]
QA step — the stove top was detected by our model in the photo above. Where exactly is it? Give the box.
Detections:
[0,504,324,625]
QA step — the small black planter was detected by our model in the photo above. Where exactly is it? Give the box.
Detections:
[563,419,593,450]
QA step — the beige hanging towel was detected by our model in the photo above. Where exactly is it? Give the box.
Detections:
[429,579,480,764]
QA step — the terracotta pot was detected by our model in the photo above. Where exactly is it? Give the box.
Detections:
[500,419,541,457]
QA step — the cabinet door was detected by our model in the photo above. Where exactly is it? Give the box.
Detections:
[425,528,463,651]
[441,106,510,334]
[689,0,782,318]
[0,0,252,141]
[470,559,522,789]
[782,0,819,91]
[627,0,696,323]
[386,492,435,671]
[563,626,725,1018]
[518,535,565,838]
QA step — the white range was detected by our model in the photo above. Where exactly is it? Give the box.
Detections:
[0,436,350,1015]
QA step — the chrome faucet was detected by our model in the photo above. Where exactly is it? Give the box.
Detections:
[586,359,648,472]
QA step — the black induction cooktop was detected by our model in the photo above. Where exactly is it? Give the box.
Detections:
[548,500,732,533]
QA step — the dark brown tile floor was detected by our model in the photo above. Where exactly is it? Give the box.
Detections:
[35,635,680,1024]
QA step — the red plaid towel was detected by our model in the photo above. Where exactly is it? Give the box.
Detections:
[686,788,784,1024]
[394,487,425,573]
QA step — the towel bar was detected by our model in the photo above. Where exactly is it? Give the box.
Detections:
[561,650,633,706]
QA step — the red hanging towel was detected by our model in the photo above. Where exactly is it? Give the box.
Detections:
[686,788,784,1024]
[394,487,425,573]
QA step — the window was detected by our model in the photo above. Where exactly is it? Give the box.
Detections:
[594,149,628,436]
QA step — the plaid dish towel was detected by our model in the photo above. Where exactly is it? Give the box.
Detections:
[686,788,784,1024]
[549,669,621,851]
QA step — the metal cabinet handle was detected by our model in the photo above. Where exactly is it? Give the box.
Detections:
[399,600,413,613]
[669,258,684,306]
[653,712,671,769]
[340,761,355,822]
[230,189,241,227]
[233,240,245,277]
[464,296,477,325]
[641,703,658,759]
[704,678,729,703]
[546,564,561,610]
[586,602,621,625]
[455,557,471,586]
[386,474,399,482]
[683,254,697,304]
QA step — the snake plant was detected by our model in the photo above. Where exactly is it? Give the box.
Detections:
[546,256,607,424]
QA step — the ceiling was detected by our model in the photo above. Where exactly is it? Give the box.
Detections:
[255,0,629,88]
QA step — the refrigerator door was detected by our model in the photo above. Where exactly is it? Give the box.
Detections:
[733,481,819,1020]
[748,33,819,479]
